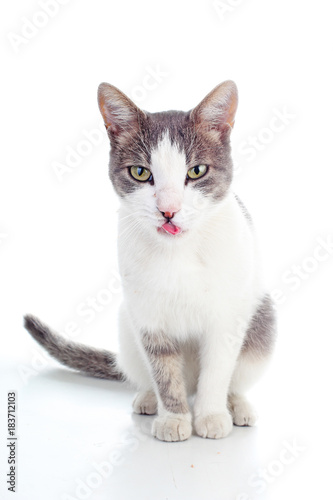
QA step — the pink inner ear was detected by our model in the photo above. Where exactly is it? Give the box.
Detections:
[100,102,116,131]
[99,98,129,134]
[192,81,238,133]
[98,83,144,136]
[226,92,238,128]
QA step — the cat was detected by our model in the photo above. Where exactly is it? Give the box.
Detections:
[24,80,276,442]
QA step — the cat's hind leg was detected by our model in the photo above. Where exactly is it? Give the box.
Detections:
[117,304,158,415]
[228,294,276,427]
[132,390,158,415]
[228,385,259,426]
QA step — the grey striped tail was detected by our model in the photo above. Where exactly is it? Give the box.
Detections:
[23,314,124,381]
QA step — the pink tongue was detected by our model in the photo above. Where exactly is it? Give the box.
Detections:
[162,221,181,235]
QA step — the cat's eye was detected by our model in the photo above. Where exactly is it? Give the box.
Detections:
[129,166,152,182]
[187,164,208,180]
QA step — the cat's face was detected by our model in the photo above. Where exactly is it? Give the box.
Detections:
[98,81,238,238]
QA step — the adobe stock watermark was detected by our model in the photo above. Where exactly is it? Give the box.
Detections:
[74,270,122,325]
[18,270,122,384]
[271,234,333,306]
[52,122,106,182]
[236,438,306,499]
[7,0,72,53]
[212,0,246,21]
[234,106,296,175]
[225,318,248,353]
[129,65,169,103]
[181,191,210,219]
[0,232,8,246]
[52,65,169,182]
[61,425,150,500]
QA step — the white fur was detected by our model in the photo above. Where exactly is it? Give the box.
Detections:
[115,134,267,440]
[150,132,186,214]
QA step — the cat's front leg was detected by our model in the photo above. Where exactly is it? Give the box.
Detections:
[141,331,192,442]
[194,321,245,439]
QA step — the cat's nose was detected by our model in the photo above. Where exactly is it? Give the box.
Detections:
[156,189,182,218]
[160,210,177,220]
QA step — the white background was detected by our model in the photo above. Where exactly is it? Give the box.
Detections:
[1,0,333,499]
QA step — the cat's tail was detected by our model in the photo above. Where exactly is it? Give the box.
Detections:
[23,314,124,381]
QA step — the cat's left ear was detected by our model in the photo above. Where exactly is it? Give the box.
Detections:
[98,82,145,136]
[191,80,238,135]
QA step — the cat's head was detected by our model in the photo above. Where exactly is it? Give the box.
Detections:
[98,81,238,238]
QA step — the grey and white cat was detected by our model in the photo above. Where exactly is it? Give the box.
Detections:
[24,80,276,442]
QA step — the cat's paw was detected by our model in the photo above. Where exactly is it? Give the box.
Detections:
[195,411,233,439]
[228,394,258,426]
[152,415,192,442]
[132,390,158,415]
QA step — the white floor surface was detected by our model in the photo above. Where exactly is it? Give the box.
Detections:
[1,284,332,500]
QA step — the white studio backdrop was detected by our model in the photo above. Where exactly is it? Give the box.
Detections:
[1,1,333,499]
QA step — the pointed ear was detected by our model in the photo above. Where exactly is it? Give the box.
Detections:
[97,82,145,135]
[190,80,238,135]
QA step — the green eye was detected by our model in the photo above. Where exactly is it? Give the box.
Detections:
[187,164,208,180]
[130,166,152,182]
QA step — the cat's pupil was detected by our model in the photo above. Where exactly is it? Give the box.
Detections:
[194,166,200,176]
[137,167,144,176]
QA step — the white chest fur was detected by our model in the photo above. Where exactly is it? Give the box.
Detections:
[118,193,263,340]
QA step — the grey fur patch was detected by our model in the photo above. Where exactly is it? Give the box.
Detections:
[24,315,124,380]
[241,295,277,358]
[141,331,189,414]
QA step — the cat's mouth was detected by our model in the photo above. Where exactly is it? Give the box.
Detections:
[158,221,182,236]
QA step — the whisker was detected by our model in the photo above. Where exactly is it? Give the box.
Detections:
[118,217,145,241]
[119,211,141,222]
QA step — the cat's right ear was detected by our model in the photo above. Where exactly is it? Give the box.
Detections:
[98,83,145,135]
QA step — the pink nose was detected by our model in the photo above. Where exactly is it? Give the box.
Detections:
[159,209,180,220]
[162,211,175,219]
[156,191,182,217]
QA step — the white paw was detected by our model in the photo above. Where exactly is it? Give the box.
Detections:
[152,415,192,442]
[132,390,158,415]
[228,394,258,426]
[195,411,233,439]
